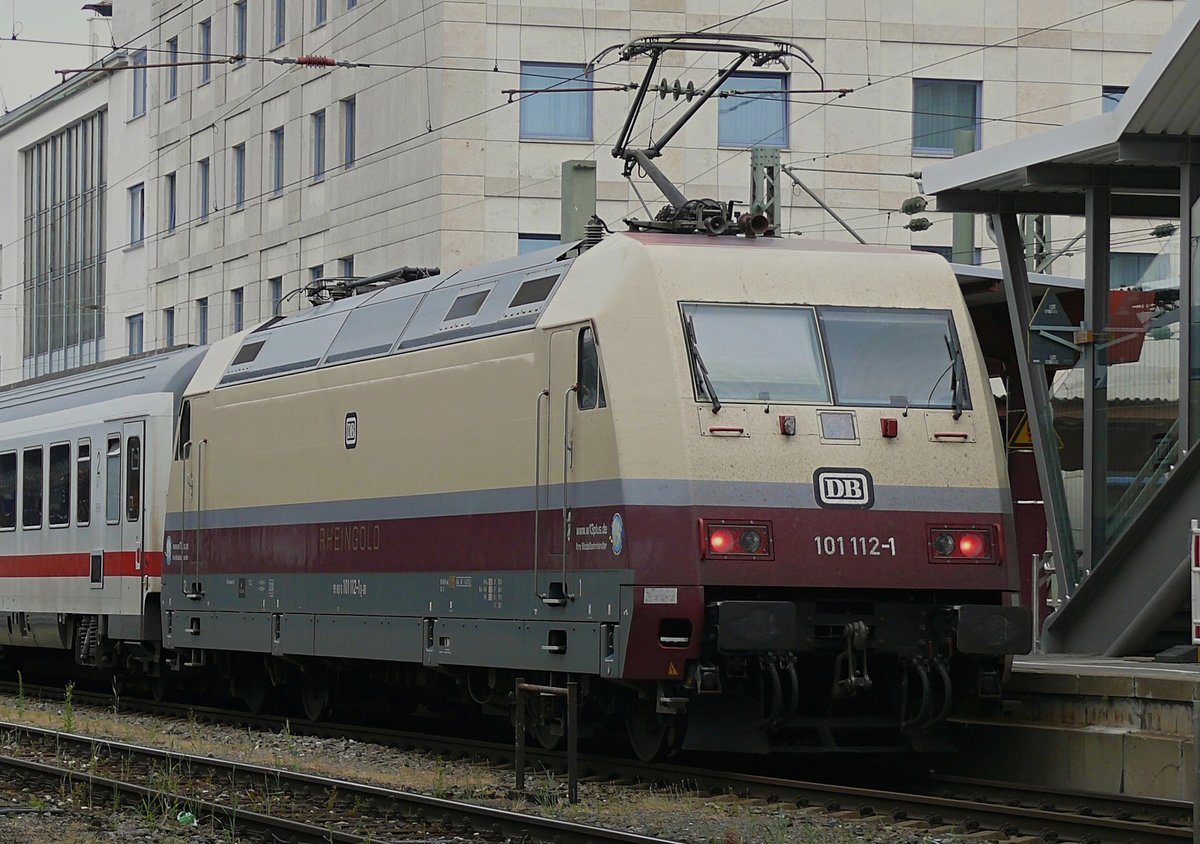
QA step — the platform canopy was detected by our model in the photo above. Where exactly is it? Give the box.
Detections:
[924,0,1200,218]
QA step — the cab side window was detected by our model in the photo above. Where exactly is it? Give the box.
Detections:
[577,326,606,411]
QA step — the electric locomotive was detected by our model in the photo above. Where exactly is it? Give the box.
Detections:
[0,232,1029,756]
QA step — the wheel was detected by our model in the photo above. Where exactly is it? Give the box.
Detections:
[300,672,332,722]
[237,669,271,715]
[626,698,670,762]
[531,721,562,750]
[150,673,168,703]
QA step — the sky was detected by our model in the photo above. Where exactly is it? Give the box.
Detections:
[0,3,107,112]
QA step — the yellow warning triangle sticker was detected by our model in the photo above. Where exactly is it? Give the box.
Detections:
[667,662,679,677]
[1007,413,1033,450]
[1007,412,1063,451]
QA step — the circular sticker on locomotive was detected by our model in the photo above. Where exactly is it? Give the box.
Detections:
[611,513,625,556]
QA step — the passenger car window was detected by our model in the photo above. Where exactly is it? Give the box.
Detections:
[77,441,91,526]
[126,436,141,522]
[22,447,43,529]
[0,452,15,530]
[49,443,70,528]
[106,436,121,524]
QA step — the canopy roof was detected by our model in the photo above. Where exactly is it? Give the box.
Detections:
[923,1,1200,218]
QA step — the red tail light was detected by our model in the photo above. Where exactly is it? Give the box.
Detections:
[928,526,996,563]
[701,520,773,560]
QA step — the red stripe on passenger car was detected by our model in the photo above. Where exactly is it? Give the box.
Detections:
[0,551,163,578]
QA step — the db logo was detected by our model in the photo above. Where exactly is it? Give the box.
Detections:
[813,468,874,509]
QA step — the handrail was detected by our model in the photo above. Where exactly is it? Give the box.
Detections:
[561,385,578,597]
[532,389,550,599]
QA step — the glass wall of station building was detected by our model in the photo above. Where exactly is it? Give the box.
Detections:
[22,110,107,378]
[1051,232,1179,563]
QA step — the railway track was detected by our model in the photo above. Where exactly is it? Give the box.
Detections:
[1,681,1190,843]
[0,720,685,844]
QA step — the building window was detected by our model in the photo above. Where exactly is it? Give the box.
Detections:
[912,79,981,155]
[198,158,210,221]
[129,183,145,245]
[200,18,213,84]
[310,265,323,287]
[519,62,592,141]
[340,255,354,278]
[1111,252,1169,286]
[312,109,326,181]
[164,307,175,347]
[274,0,286,47]
[718,72,788,148]
[271,127,285,196]
[1102,85,1127,113]
[233,143,246,208]
[348,0,356,7]
[269,276,283,315]
[518,234,560,254]
[127,314,144,355]
[165,172,177,233]
[315,0,327,27]
[131,49,147,117]
[234,1,247,64]
[166,37,179,100]
[22,110,106,377]
[197,297,209,344]
[231,288,245,332]
[342,96,356,168]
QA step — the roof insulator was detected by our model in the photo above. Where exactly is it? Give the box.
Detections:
[904,217,932,232]
[296,55,337,67]
[1152,222,1178,239]
[900,196,928,215]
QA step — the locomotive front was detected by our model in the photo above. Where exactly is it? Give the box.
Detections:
[580,233,1031,753]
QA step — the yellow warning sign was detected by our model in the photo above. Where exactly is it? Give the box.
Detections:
[1007,413,1063,451]
[667,662,679,677]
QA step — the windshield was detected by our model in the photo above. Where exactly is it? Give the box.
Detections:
[682,303,831,403]
[681,303,970,410]
[819,307,969,410]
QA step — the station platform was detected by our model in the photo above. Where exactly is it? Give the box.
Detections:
[944,654,1197,800]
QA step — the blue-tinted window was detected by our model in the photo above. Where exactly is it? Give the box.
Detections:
[165,172,177,233]
[131,49,147,117]
[129,183,145,245]
[127,314,144,356]
[199,19,212,84]
[232,288,244,332]
[233,144,246,208]
[1111,252,1169,287]
[167,38,179,99]
[164,308,175,347]
[312,110,325,180]
[718,72,788,148]
[912,244,982,264]
[1102,86,1127,113]
[197,297,209,344]
[198,158,210,221]
[271,127,285,196]
[274,0,286,46]
[519,62,592,141]
[518,234,560,255]
[234,1,247,64]
[315,0,326,27]
[912,79,981,155]
[342,96,356,167]
[269,277,283,316]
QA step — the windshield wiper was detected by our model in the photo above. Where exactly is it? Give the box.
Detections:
[944,334,964,420]
[684,315,721,414]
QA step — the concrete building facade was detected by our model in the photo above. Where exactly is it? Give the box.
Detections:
[0,0,1188,384]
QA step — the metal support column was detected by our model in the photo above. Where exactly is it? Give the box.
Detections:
[1180,162,1200,450]
[749,146,781,232]
[1083,185,1112,575]
[952,130,977,264]
[560,160,597,244]
[993,213,1078,601]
